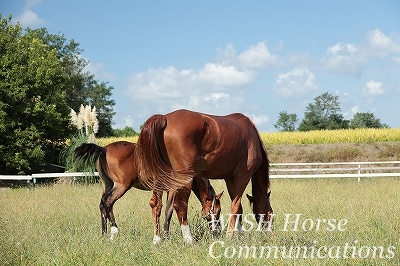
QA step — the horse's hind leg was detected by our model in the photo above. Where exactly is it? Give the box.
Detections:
[163,191,175,238]
[100,197,108,235]
[149,190,163,244]
[100,176,113,235]
[104,184,131,240]
[173,184,193,244]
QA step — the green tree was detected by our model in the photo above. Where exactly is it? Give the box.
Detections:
[0,15,73,174]
[274,111,298,131]
[25,28,115,137]
[113,126,139,137]
[298,92,348,131]
[350,112,388,129]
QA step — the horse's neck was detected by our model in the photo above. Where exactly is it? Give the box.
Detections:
[200,186,215,206]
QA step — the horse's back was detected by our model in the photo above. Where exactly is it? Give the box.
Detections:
[165,109,257,140]
[165,109,260,149]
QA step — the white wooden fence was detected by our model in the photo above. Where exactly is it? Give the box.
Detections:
[270,161,400,183]
[1,161,399,188]
[0,172,99,189]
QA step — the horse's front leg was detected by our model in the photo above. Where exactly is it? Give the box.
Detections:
[227,195,244,236]
[174,184,193,244]
[149,190,163,244]
[163,191,175,239]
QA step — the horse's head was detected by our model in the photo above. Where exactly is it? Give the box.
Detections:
[202,191,223,230]
[246,191,273,229]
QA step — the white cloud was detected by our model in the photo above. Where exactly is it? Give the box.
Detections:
[207,92,229,101]
[367,29,400,56]
[327,42,357,56]
[394,57,400,66]
[198,63,253,86]
[128,62,253,101]
[84,61,115,81]
[124,115,133,127]
[173,92,245,116]
[351,105,359,113]
[249,114,269,129]
[14,0,47,27]
[321,30,400,78]
[238,42,277,69]
[216,42,278,69]
[274,67,318,97]
[128,67,189,100]
[321,42,366,77]
[363,80,384,96]
[216,43,237,63]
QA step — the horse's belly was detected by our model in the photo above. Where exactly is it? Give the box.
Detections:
[195,158,236,180]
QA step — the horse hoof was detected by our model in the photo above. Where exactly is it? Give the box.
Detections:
[153,235,161,245]
[109,226,118,241]
[184,237,193,244]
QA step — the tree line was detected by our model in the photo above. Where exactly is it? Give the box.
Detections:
[274,92,388,132]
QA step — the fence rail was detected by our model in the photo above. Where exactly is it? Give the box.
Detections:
[0,172,99,188]
[1,161,400,188]
[270,161,400,182]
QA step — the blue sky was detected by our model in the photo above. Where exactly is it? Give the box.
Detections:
[2,0,400,132]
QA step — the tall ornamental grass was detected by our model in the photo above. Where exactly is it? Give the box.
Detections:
[60,105,99,183]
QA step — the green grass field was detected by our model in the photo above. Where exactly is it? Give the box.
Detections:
[1,177,399,265]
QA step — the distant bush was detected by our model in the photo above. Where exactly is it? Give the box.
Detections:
[112,126,139,137]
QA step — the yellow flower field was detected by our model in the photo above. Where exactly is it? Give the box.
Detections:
[97,128,400,146]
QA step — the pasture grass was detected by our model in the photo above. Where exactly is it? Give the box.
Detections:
[1,177,399,265]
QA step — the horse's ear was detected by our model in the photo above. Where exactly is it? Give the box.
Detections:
[216,191,224,200]
[267,191,271,198]
[246,194,253,203]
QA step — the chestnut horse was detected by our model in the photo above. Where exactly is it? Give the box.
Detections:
[135,109,273,235]
[74,141,222,243]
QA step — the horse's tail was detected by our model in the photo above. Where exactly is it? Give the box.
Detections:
[74,143,106,172]
[74,143,112,188]
[74,143,105,164]
[135,114,193,191]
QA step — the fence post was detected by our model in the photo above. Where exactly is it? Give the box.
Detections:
[357,163,361,183]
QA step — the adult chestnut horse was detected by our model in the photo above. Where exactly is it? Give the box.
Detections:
[74,141,222,243]
[135,109,273,236]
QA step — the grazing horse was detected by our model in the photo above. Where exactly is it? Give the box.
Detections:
[135,109,273,236]
[74,141,222,243]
